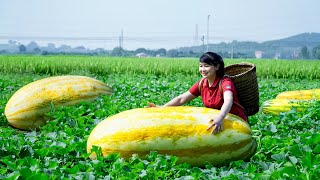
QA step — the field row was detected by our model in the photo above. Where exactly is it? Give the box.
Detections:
[0,55,320,79]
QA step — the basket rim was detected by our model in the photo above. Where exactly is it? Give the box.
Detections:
[225,62,256,77]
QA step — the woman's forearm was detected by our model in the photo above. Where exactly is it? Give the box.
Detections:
[163,91,196,106]
[163,96,184,106]
[218,92,233,118]
[219,100,233,118]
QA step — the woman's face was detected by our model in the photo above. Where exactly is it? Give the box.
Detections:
[199,62,219,78]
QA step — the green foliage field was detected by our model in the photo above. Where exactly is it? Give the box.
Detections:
[0,55,320,79]
[0,55,319,179]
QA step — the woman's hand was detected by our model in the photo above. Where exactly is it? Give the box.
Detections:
[145,102,158,108]
[207,115,224,134]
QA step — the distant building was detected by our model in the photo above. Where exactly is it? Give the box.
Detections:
[136,53,148,57]
[293,48,300,58]
[274,52,281,59]
[255,51,263,59]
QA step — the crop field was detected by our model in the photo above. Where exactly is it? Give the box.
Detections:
[0,55,320,179]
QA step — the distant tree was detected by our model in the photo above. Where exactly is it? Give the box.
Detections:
[94,48,106,55]
[135,48,147,54]
[156,48,167,56]
[312,45,320,59]
[41,50,48,55]
[9,40,17,45]
[300,46,309,59]
[74,46,86,50]
[33,47,41,53]
[167,49,178,57]
[27,41,39,52]
[0,50,7,54]
[111,47,123,56]
[19,45,26,53]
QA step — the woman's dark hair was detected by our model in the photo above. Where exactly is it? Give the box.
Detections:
[199,52,225,77]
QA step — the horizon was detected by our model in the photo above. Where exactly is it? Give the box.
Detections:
[1,32,318,51]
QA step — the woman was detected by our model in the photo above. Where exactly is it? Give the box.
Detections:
[148,52,247,134]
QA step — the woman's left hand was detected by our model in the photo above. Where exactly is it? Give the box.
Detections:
[207,115,224,134]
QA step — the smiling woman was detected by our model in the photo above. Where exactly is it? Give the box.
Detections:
[148,52,248,135]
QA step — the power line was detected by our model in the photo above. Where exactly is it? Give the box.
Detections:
[194,24,199,46]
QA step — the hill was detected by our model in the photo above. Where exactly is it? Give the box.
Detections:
[263,32,320,49]
[178,32,320,59]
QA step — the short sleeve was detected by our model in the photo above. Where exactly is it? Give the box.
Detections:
[189,81,201,96]
[221,77,236,94]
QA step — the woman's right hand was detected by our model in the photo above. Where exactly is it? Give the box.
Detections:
[145,102,158,108]
[207,115,224,134]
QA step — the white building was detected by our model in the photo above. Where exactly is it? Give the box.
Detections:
[255,51,263,59]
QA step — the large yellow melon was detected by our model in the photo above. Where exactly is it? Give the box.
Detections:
[261,99,311,115]
[276,89,320,100]
[5,75,112,130]
[87,106,256,166]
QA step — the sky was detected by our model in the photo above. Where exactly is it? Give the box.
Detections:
[0,0,319,50]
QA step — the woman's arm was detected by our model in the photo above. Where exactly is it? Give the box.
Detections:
[148,91,197,107]
[207,91,233,134]
[163,91,197,106]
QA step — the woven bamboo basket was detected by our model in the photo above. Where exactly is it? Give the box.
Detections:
[225,63,259,116]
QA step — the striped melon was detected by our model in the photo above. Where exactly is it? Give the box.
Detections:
[87,106,256,167]
[5,75,112,130]
[261,99,311,115]
[276,88,320,100]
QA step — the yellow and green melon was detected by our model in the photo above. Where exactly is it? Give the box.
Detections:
[261,99,311,115]
[87,106,256,166]
[5,75,112,130]
[276,88,320,100]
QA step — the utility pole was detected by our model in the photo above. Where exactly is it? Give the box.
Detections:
[231,42,234,59]
[201,35,205,53]
[119,29,124,49]
[207,14,210,52]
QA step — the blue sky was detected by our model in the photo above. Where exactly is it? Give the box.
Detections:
[1,0,319,50]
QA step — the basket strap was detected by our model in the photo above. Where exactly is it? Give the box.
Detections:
[198,77,206,95]
[218,77,246,112]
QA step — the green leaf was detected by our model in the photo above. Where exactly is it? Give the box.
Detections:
[289,144,303,157]
[27,173,49,180]
[0,158,17,171]
[279,166,298,178]
[4,171,20,180]
[19,168,32,178]
[314,144,320,153]
[0,168,7,175]
[34,148,50,158]
[306,134,320,145]
[301,152,314,169]
[271,153,286,161]
[269,123,277,133]
[289,156,298,164]
[65,165,80,174]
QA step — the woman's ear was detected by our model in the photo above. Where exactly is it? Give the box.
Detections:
[215,64,220,70]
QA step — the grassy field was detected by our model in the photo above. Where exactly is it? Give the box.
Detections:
[0,55,320,79]
[0,55,319,179]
